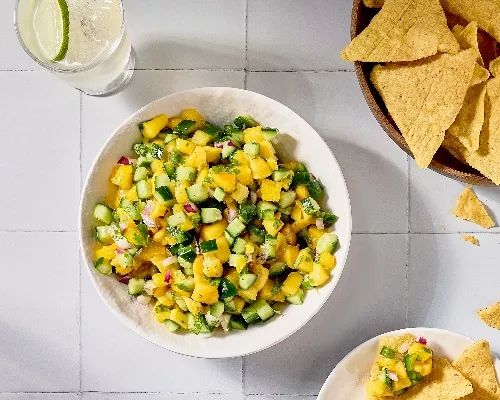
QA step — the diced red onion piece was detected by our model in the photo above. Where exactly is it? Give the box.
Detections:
[115,238,131,250]
[162,256,177,267]
[315,218,324,229]
[387,371,398,382]
[227,208,237,222]
[418,337,427,345]
[184,203,198,213]
[118,275,130,284]
[117,156,130,165]
[219,314,231,332]
[398,342,410,354]
[115,247,125,255]
[164,270,172,283]
[141,200,156,228]
[214,140,234,148]
[250,191,257,204]
[119,222,128,231]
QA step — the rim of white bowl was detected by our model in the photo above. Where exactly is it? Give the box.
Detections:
[317,327,499,399]
[79,87,352,358]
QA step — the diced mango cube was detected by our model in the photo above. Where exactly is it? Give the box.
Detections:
[169,307,188,329]
[243,126,264,143]
[309,262,330,287]
[125,186,138,202]
[263,218,284,236]
[205,146,221,163]
[191,130,211,146]
[260,179,281,202]
[184,297,203,315]
[185,146,207,169]
[176,138,196,155]
[319,251,336,272]
[95,244,117,260]
[153,302,171,323]
[175,181,190,204]
[294,248,314,273]
[151,159,164,174]
[213,236,231,263]
[192,281,219,305]
[168,117,182,129]
[281,272,303,296]
[282,245,299,268]
[201,220,228,241]
[250,158,272,179]
[296,185,309,199]
[141,114,168,139]
[203,254,223,277]
[231,183,249,203]
[212,172,237,192]
[236,165,253,185]
[181,108,205,128]
[111,165,134,189]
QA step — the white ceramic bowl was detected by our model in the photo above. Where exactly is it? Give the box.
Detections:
[318,327,500,399]
[79,87,352,358]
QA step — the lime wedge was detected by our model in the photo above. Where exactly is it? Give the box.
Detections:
[33,0,69,62]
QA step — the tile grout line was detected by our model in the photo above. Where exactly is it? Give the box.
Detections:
[244,0,249,89]
[78,91,83,394]
[405,155,411,328]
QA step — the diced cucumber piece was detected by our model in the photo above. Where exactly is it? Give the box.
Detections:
[248,225,265,244]
[120,199,141,220]
[229,254,247,269]
[223,297,236,313]
[301,275,314,290]
[186,183,209,203]
[137,155,152,167]
[167,212,187,227]
[134,166,150,182]
[261,236,277,260]
[176,165,197,182]
[286,288,305,305]
[173,120,197,136]
[167,227,193,244]
[322,212,338,227]
[136,180,152,199]
[176,277,195,291]
[238,202,257,224]
[279,191,296,209]
[165,320,180,332]
[279,206,292,215]
[241,303,260,323]
[163,162,176,178]
[239,273,257,290]
[255,299,275,321]
[232,237,246,254]
[128,278,145,296]
[262,127,279,141]
[94,257,112,275]
[308,179,324,201]
[149,143,164,159]
[154,173,170,188]
[221,143,236,159]
[176,297,188,311]
[114,251,133,269]
[301,197,321,215]
[193,315,213,334]
[292,171,310,186]
[272,168,291,182]
[261,209,275,220]
[230,130,244,144]
[269,261,286,277]
[224,230,235,246]
[229,315,248,330]
[226,217,246,238]
[257,201,278,218]
[200,239,218,253]
[234,115,258,129]
[95,225,114,245]
[213,187,226,202]
[316,233,338,254]
[164,133,178,144]
[243,142,260,157]
[201,208,222,224]
[133,143,149,156]
[169,150,184,166]
[177,244,196,263]
[180,260,194,276]
[94,204,113,225]
[210,301,225,318]
[154,186,174,203]
[202,122,223,140]
[219,278,238,299]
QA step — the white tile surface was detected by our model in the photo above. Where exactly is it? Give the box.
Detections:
[124,0,246,69]
[246,397,316,400]
[0,0,39,70]
[0,72,80,231]
[408,233,500,354]
[410,164,500,233]
[83,394,243,400]
[80,271,242,393]
[247,72,409,233]
[81,70,244,177]
[243,234,407,395]
[247,0,352,71]
[0,396,79,400]
[0,232,79,392]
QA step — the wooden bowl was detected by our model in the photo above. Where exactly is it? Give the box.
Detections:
[350,0,496,186]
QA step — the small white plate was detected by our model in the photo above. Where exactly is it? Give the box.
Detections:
[318,327,500,400]
[79,87,352,358]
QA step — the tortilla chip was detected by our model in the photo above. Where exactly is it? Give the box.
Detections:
[441,0,500,44]
[371,49,476,167]
[452,340,500,399]
[342,0,459,62]
[478,302,500,330]
[463,234,480,246]
[453,187,496,228]
[443,77,500,184]
[363,0,385,8]
[453,22,484,66]
[397,358,473,400]
[490,56,500,78]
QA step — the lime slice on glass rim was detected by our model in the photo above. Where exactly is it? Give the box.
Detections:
[33,0,70,62]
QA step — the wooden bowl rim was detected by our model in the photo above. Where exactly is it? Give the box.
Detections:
[350,0,494,186]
